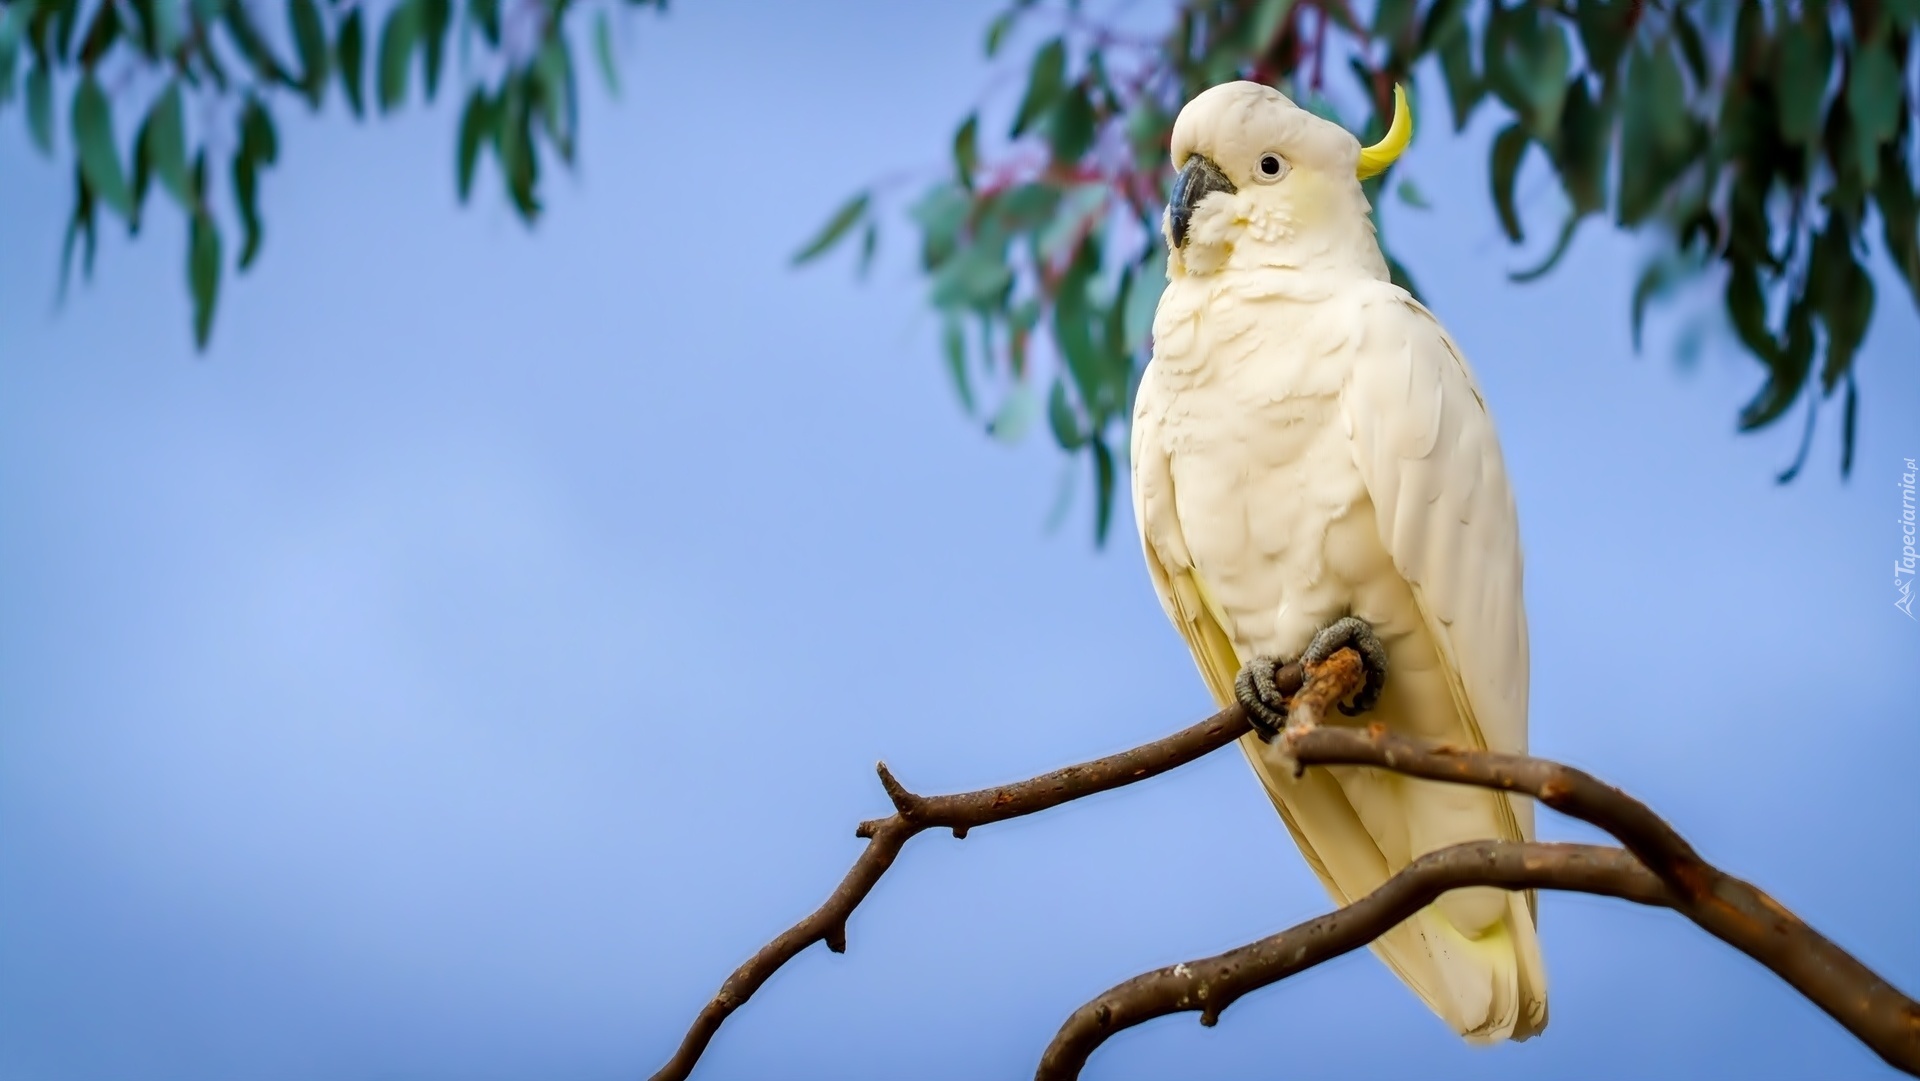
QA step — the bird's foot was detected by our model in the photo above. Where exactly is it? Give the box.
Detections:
[1303,616,1388,716]
[1233,656,1296,742]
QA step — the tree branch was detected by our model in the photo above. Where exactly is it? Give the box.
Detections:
[647,644,1365,1081]
[650,649,1920,1080]
[1041,724,1920,1079]
[1039,841,1664,1078]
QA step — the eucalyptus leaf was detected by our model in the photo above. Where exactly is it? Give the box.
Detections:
[25,62,53,155]
[1011,36,1065,137]
[792,191,870,265]
[71,76,134,220]
[593,11,619,97]
[986,380,1038,444]
[290,0,328,103]
[188,209,222,348]
[143,82,189,206]
[1489,122,1528,242]
[376,0,421,112]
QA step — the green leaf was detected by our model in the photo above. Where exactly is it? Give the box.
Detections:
[1773,8,1832,144]
[338,9,366,117]
[792,191,870,265]
[1628,251,1703,352]
[456,86,493,202]
[25,61,53,155]
[1034,182,1105,267]
[420,0,451,100]
[532,35,578,159]
[1875,143,1920,305]
[71,75,134,221]
[1435,20,1481,132]
[1739,294,1811,432]
[496,75,539,219]
[1489,122,1528,243]
[986,380,1037,444]
[472,0,500,45]
[223,1,287,82]
[1011,36,1065,138]
[1247,0,1299,54]
[1839,375,1857,478]
[593,10,619,98]
[988,181,1060,233]
[152,0,188,56]
[1551,75,1610,216]
[942,316,974,415]
[1395,178,1431,210]
[930,248,1012,312]
[1573,0,1633,74]
[1046,377,1086,450]
[1508,214,1579,283]
[1485,3,1570,137]
[1124,99,1171,170]
[76,0,120,68]
[1845,41,1902,186]
[58,163,99,298]
[983,9,1015,58]
[1121,249,1164,355]
[1616,42,1692,226]
[909,182,969,270]
[188,208,222,349]
[1418,0,1470,49]
[1372,0,1416,44]
[952,112,978,187]
[1724,259,1777,370]
[1773,393,1817,483]
[376,0,421,112]
[288,0,328,103]
[233,98,277,268]
[1809,225,1874,394]
[1670,6,1710,88]
[1047,82,1095,162]
[142,81,189,206]
[856,221,878,277]
[51,0,84,60]
[1089,435,1116,545]
[1053,255,1106,407]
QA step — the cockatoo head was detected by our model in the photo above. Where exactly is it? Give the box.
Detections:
[1163,81,1409,274]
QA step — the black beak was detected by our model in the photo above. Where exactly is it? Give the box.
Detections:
[1167,154,1236,249]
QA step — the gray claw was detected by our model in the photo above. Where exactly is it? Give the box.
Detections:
[1233,655,1294,741]
[1303,616,1389,716]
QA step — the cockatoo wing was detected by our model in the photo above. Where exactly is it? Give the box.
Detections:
[1342,284,1533,845]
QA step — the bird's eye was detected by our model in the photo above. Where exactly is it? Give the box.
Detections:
[1254,152,1288,183]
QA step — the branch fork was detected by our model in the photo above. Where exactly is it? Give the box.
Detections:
[650,650,1920,1081]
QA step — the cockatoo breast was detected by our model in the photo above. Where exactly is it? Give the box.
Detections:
[1145,270,1406,660]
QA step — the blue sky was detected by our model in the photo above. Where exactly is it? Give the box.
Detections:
[3,3,1917,1079]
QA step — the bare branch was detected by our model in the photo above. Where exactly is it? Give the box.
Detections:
[1039,841,1666,1078]
[646,647,1364,1081]
[651,650,1920,1081]
[1041,725,1920,1079]
[1286,724,1920,1075]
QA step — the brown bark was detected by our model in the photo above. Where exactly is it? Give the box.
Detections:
[650,650,1920,1080]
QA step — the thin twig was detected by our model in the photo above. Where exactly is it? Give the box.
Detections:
[645,645,1363,1081]
[1040,724,1920,1079]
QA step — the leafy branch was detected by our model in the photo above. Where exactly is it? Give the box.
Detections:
[0,0,665,345]
[797,0,1920,541]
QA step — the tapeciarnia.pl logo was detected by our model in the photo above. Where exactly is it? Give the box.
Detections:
[1899,457,1917,619]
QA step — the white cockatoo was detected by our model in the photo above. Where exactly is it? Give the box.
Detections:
[1130,81,1547,1041]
